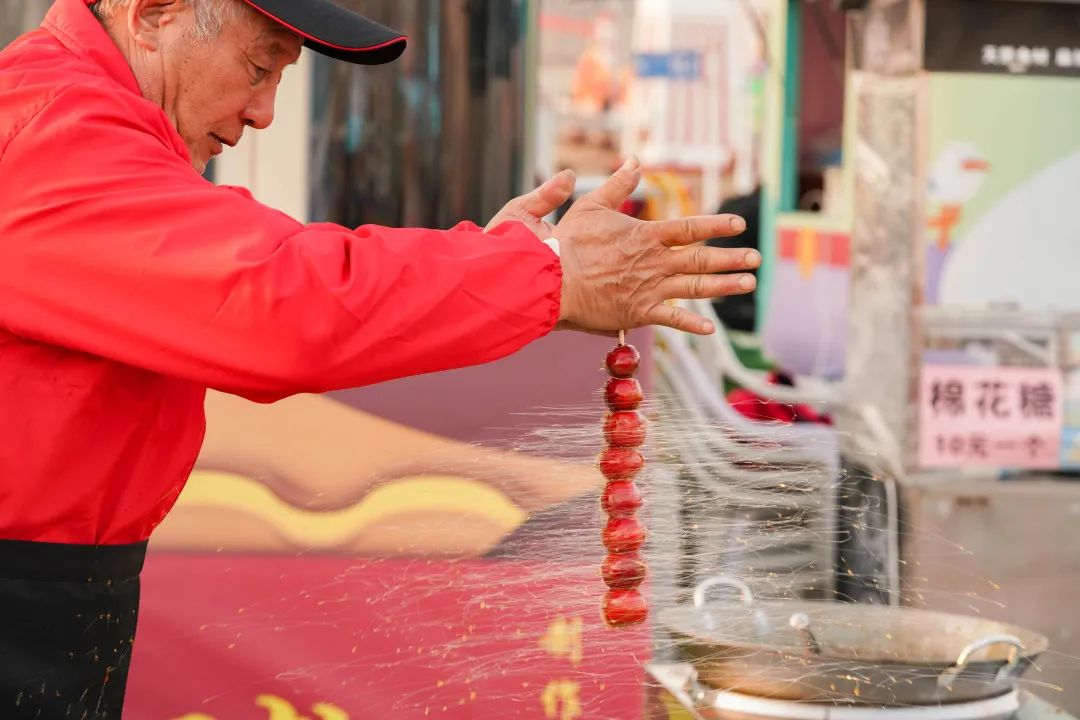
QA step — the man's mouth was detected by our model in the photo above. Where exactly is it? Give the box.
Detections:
[209,133,238,156]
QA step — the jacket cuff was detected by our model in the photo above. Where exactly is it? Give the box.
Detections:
[486,220,563,333]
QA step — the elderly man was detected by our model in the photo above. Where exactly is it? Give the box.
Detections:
[0,0,758,716]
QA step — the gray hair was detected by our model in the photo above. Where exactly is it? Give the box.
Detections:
[90,0,250,41]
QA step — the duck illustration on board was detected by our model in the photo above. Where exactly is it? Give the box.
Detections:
[925,141,990,305]
[940,147,1080,311]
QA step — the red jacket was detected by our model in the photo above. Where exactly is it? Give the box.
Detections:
[0,0,562,546]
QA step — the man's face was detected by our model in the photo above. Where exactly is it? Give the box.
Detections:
[157,6,303,173]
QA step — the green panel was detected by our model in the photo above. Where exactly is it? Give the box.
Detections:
[757,0,803,330]
[758,185,778,330]
[779,0,803,214]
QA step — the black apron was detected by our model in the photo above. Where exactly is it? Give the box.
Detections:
[0,539,147,719]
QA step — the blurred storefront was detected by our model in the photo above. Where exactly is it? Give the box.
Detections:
[534,0,772,219]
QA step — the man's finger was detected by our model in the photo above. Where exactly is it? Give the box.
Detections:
[582,156,642,210]
[655,272,757,302]
[640,302,716,336]
[519,169,577,217]
[646,214,747,247]
[662,245,761,275]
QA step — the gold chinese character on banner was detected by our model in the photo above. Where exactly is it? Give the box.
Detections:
[172,695,349,720]
[256,695,349,720]
[539,616,583,666]
[541,680,582,720]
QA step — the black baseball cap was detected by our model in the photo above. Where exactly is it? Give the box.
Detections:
[239,0,407,65]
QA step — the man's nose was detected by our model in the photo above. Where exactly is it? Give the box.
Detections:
[242,86,278,130]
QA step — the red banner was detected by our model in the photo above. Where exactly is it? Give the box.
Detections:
[127,554,650,720]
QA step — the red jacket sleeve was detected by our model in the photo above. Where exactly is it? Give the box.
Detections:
[0,84,562,401]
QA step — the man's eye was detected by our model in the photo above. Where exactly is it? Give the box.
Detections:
[250,64,271,84]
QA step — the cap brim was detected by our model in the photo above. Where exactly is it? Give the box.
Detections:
[240,0,407,65]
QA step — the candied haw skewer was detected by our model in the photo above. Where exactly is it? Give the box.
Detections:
[605,343,640,378]
[599,448,644,481]
[604,377,644,411]
[602,516,646,554]
[603,588,648,627]
[604,411,646,447]
[599,332,648,627]
[602,553,647,589]
[601,479,643,516]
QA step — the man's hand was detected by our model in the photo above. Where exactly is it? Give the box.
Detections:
[555,157,760,336]
[485,169,577,240]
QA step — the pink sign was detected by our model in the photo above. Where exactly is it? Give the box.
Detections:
[919,365,1063,469]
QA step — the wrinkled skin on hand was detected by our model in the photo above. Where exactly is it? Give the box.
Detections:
[555,157,759,336]
[485,170,576,240]
[484,159,759,337]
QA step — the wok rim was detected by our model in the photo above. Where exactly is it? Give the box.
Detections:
[659,600,1050,668]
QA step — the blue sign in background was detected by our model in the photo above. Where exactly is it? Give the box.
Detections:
[1061,426,1080,468]
[634,51,703,80]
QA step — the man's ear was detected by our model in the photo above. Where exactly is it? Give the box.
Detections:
[125,0,187,51]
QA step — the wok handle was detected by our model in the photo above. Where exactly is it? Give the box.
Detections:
[692,576,755,609]
[693,576,759,634]
[937,634,1026,691]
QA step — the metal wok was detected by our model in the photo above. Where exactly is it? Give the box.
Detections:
[659,577,1048,707]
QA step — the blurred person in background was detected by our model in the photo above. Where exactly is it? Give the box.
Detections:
[709,186,761,333]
